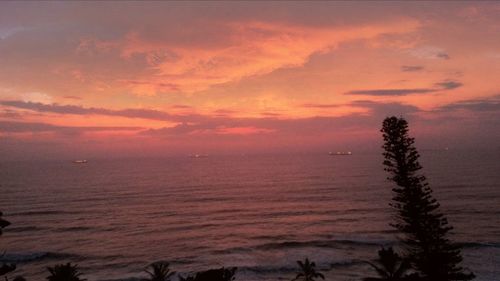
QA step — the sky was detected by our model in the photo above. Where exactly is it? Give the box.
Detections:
[0,1,499,159]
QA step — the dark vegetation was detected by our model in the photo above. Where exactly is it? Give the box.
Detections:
[363,247,412,281]
[179,267,236,281]
[46,263,86,281]
[373,116,474,281]
[293,258,324,281]
[0,117,473,281]
[1,211,17,278]
[144,261,175,281]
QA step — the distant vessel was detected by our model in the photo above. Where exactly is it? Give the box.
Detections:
[189,154,208,158]
[329,151,352,156]
[72,160,88,164]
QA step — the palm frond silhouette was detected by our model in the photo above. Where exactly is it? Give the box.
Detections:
[144,261,175,281]
[46,263,85,281]
[293,258,324,281]
[364,247,411,281]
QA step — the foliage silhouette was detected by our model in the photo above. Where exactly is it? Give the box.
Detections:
[0,264,16,277]
[179,267,236,281]
[363,247,412,281]
[144,261,175,281]
[0,212,10,235]
[46,263,86,281]
[292,258,324,281]
[0,211,17,278]
[380,116,474,280]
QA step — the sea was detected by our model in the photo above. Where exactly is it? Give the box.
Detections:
[0,150,499,281]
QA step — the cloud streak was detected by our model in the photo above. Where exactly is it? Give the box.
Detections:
[0,100,188,122]
[0,121,143,135]
[401,65,424,72]
[345,80,463,96]
[1,99,422,137]
[434,80,463,90]
[437,95,500,112]
[346,88,435,96]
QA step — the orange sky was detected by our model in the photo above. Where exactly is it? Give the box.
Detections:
[0,2,499,159]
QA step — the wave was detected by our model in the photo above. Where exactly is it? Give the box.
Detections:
[52,226,93,233]
[7,226,45,233]
[211,238,391,255]
[254,239,389,250]
[6,225,92,233]
[210,239,500,257]
[238,259,365,274]
[0,252,80,263]
[9,210,80,217]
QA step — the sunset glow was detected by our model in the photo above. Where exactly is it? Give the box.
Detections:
[1,2,499,158]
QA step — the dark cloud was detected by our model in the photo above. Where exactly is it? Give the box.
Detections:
[436,52,450,60]
[437,95,500,112]
[434,80,463,90]
[0,120,142,135]
[1,100,113,115]
[0,100,191,122]
[401,65,424,72]
[345,88,434,96]
[345,79,462,96]
[1,99,420,140]
[142,100,421,137]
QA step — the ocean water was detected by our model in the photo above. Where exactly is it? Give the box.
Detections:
[0,151,499,281]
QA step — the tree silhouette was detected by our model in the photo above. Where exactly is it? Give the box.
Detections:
[46,263,85,281]
[381,116,474,281]
[0,212,10,234]
[0,211,16,278]
[144,261,175,281]
[364,247,412,281]
[292,258,324,281]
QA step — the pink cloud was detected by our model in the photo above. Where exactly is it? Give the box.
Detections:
[82,18,420,95]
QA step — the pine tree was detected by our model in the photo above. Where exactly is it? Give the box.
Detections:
[381,116,474,281]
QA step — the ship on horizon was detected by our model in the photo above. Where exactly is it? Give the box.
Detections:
[329,151,352,156]
[189,154,208,158]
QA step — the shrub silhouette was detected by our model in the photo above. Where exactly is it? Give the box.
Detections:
[179,267,237,281]
[292,258,324,281]
[46,263,85,281]
[0,211,16,278]
[144,261,175,281]
[380,116,474,280]
[0,211,10,234]
[364,247,412,281]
